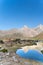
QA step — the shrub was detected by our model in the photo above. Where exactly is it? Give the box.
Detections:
[32,42,37,45]
[0,40,4,44]
[41,50,43,54]
[0,48,8,53]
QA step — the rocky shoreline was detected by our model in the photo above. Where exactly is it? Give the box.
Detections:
[0,52,43,65]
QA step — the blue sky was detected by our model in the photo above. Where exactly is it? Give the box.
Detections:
[0,0,43,30]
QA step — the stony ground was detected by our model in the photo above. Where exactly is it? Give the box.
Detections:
[0,52,43,65]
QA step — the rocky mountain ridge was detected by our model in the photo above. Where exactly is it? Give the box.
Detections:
[0,24,43,39]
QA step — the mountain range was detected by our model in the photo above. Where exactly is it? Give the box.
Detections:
[0,24,43,40]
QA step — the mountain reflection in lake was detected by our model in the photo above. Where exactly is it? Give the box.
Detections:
[16,49,43,62]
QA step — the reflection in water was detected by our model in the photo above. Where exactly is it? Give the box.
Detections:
[16,49,43,62]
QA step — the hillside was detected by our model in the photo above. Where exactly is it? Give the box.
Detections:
[33,32,43,40]
[0,24,43,40]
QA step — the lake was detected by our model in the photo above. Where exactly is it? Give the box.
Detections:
[16,49,43,62]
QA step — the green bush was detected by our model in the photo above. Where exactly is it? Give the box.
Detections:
[32,42,37,45]
[0,40,4,44]
[0,48,8,53]
[41,50,43,54]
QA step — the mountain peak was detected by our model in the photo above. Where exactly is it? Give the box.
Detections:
[37,24,43,29]
[23,25,28,29]
[21,25,29,31]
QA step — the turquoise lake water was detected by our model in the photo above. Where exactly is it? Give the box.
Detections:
[16,49,43,62]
